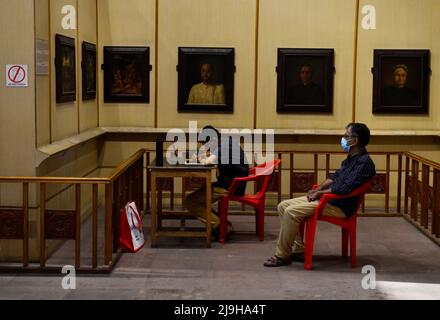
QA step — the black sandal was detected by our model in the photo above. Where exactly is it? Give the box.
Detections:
[263,256,292,267]
[290,252,305,262]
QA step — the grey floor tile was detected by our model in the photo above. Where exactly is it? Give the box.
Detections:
[1,216,440,300]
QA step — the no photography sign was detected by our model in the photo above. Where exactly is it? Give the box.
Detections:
[6,64,28,87]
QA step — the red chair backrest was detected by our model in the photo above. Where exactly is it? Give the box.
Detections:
[250,159,280,175]
[250,159,281,198]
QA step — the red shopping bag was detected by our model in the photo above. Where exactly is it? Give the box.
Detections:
[119,201,145,252]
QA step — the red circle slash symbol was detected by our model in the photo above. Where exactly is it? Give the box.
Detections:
[8,65,26,84]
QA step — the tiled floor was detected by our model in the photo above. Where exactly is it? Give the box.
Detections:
[1,215,440,300]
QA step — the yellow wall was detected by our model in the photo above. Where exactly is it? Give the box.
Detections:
[79,0,98,132]
[35,0,51,146]
[4,0,440,261]
[157,0,256,129]
[34,0,440,142]
[95,0,440,131]
[257,0,356,129]
[356,0,440,130]
[0,0,36,178]
[50,0,79,141]
[97,0,156,127]
[36,0,99,145]
[0,0,36,261]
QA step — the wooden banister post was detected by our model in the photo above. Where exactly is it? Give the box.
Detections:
[104,183,113,266]
[39,183,46,268]
[75,184,81,269]
[421,164,429,229]
[92,183,98,269]
[404,156,410,215]
[385,154,390,213]
[411,160,419,221]
[23,182,29,267]
[397,154,402,214]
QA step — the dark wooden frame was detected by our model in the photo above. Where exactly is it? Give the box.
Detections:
[103,46,151,103]
[372,49,430,114]
[177,47,235,113]
[81,41,96,101]
[277,48,334,113]
[55,34,76,103]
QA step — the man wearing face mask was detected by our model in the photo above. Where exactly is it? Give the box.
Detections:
[264,123,376,267]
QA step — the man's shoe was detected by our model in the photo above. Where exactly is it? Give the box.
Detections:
[290,252,305,262]
[263,256,292,267]
[211,227,220,242]
[226,221,235,238]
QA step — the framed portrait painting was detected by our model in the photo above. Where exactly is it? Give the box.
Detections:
[55,34,76,103]
[277,48,334,113]
[177,47,235,113]
[103,46,151,103]
[81,41,96,101]
[372,49,430,114]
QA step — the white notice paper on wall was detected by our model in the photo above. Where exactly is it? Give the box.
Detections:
[36,39,49,75]
[6,64,28,87]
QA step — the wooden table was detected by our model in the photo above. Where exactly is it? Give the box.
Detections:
[148,161,214,247]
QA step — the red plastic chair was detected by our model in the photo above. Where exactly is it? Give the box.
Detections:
[218,159,281,244]
[302,180,371,270]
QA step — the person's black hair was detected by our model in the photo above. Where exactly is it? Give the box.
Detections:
[201,125,220,141]
[346,123,370,147]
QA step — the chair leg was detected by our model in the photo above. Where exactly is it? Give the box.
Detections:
[304,218,317,270]
[219,197,229,244]
[341,228,349,258]
[350,229,357,268]
[299,221,305,241]
[255,207,259,235]
[256,205,264,241]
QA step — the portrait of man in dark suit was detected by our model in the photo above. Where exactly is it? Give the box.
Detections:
[277,48,334,113]
[286,63,324,105]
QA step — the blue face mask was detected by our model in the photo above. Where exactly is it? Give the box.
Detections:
[341,137,352,153]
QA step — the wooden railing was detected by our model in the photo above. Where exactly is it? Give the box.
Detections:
[272,151,402,215]
[1,148,439,273]
[403,152,440,245]
[0,149,145,273]
[144,148,440,245]
[144,149,403,215]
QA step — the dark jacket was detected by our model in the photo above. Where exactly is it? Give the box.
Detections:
[328,151,376,217]
[213,136,249,196]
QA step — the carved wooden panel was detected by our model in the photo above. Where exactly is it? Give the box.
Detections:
[183,177,206,191]
[256,170,280,193]
[45,210,76,240]
[367,174,386,194]
[0,209,24,239]
[291,172,316,193]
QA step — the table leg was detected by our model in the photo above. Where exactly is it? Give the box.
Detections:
[158,178,163,230]
[151,171,157,247]
[206,172,212,248]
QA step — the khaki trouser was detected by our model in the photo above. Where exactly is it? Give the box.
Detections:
[184,185,229,229]
[275,196,345,259]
